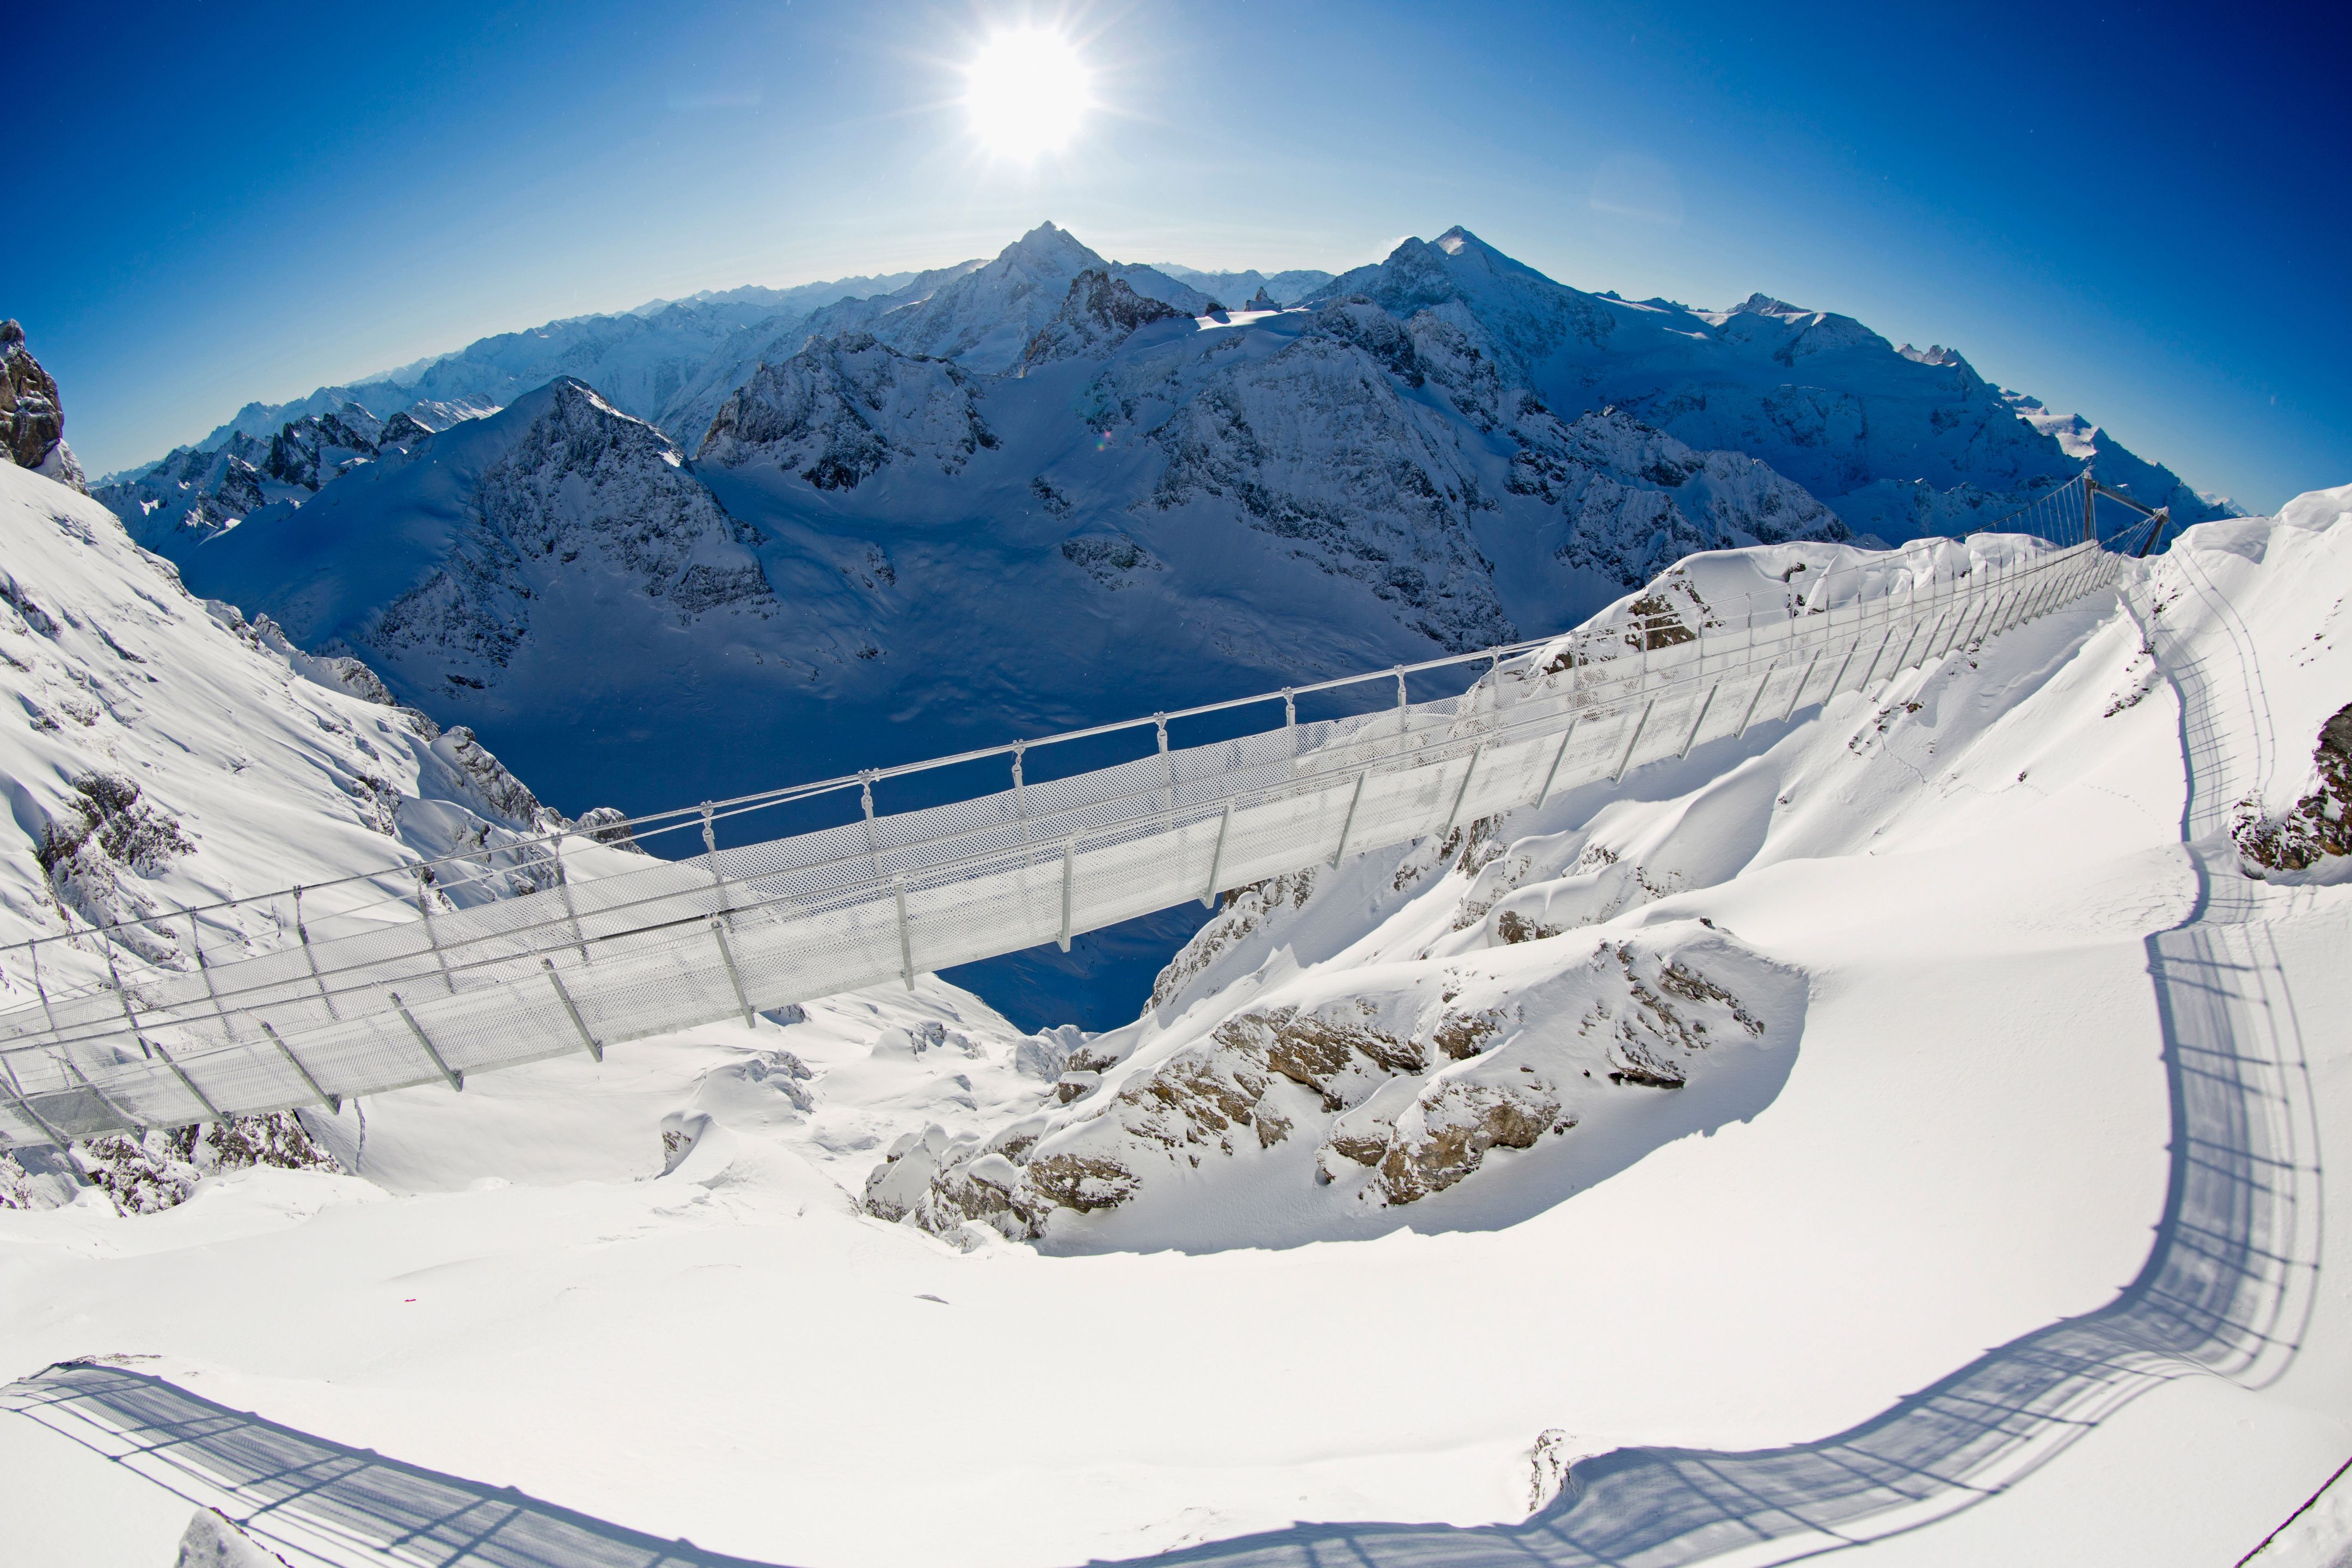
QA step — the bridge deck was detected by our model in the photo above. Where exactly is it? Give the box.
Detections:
[0,534,2117,1147]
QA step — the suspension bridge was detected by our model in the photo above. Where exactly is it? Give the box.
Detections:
[0,475,2143,1150]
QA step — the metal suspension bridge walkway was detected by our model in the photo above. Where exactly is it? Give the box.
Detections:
[0,478,2135,1149]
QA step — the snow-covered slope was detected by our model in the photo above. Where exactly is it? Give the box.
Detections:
[4,486,2343,1568]
[0,461,654,1034]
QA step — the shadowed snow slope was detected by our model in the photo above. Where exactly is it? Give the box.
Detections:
[5,482,2345,1566]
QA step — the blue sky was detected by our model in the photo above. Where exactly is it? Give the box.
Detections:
[17,1,2345,509]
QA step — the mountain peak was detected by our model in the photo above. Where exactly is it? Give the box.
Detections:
[1005,220,1098,266]
[1731,292,1810,320]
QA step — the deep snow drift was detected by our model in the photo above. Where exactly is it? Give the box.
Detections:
[4,450,2345,1565]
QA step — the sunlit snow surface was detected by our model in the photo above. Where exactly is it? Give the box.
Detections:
[2,472,2350,1566]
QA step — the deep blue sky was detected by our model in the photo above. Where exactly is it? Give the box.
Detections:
[15,1,2345,509]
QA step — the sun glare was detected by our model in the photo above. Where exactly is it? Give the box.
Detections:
[964,28,1090,159]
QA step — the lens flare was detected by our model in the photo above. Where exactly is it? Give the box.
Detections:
[964,28,1090,159]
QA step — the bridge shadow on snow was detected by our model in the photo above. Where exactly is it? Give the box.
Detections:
[0,578,2323,1565]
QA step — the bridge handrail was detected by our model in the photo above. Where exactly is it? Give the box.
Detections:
[0,505,2121,1148]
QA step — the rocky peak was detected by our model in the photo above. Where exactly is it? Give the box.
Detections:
[265,401,390,489]
[1020,271,1187,369]
[1728,292,1810,320]
[1005,219,1096,268]
[1,321,87,493]
[699,333,997,487]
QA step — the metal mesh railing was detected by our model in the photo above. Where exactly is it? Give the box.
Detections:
[0,503,2122,1148]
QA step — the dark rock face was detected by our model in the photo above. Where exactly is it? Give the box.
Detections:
[1,320,87,492]
[372,378,776,683]
[698,332,998,487]
[2239,702,2352,872]
[1019,271,1185,369]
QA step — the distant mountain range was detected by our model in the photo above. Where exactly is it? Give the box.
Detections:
[92,222,2228,824]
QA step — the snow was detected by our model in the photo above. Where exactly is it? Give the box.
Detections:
[0,463,641,1016]
[5,443,2345,1563]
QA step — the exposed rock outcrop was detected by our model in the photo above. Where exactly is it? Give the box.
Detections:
[698,332,999,486]
[1,320,87,492]
[1020,270,1185,370]
[2239,702,2352,872]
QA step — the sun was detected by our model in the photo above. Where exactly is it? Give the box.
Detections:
[964,28,1091,160]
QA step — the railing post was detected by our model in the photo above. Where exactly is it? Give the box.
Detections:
[1824,636,1863,704]
[1533,714,1579,806]
[893,876,916,988]
[1678,683,1719,759]
[256,1019,338,1110]
[291,886,341,1020]
[708,916,754,1025]
[1330,773,1367,867]
[183,911,242,1045]
[1200,803,1232,910]
[1057,841,1076,953]
[1735,661,1777,739]
[550,832,590,963]
[1783,647,1823,723]
[1444,743,1484,834]
[541,959,602,1062]
[1855,623,1900,693]
[1613,699,1655,783]
[413,866,457,995]
[1012,743,1032,869]
[859,773,885,887]
[390,992,463,1092]
[26,936,62,1037]
[1156,714,1175,828]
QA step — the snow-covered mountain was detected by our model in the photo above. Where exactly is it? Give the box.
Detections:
[106,222,2224,847]
[151,260,1853,823]
[94,396,486,550]
[157,268,930,469]
[1150,263,1337,308]
[1311,229,2221,537]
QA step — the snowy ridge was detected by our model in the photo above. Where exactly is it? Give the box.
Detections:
[1312,226,2219,539]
